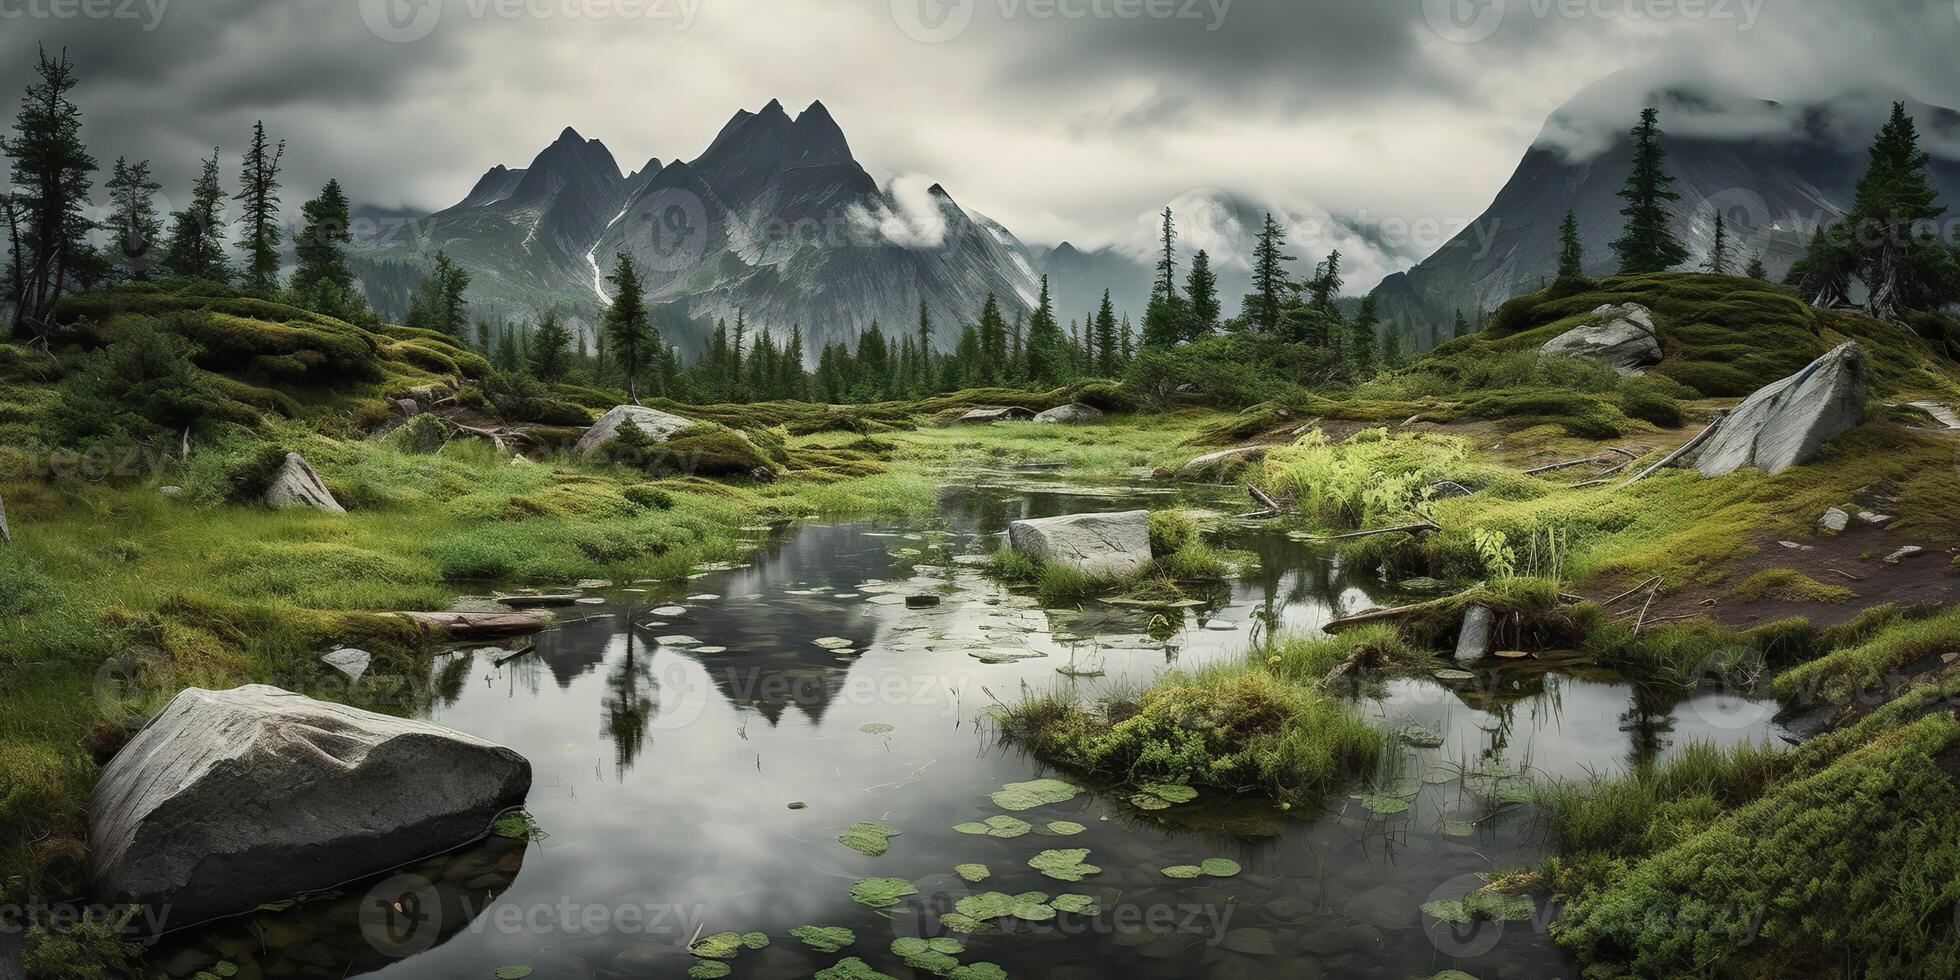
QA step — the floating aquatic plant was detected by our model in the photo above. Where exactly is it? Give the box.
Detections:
[814,956,898,980]
[955,863,990,882]
[1045,820,1086,836]
[1050,893,1100,914]
[1129,783,1198,810]
[953,815,1032,838]
[1028,848,1101,882]
[839,822,901,856]
[1198,857,1240,878]
[1161,865,1202,879]
[790,926,855,953]
[991,778,1080,811]
[850,876,918,908]
[860,723,895,735]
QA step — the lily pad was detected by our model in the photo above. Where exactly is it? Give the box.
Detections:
[688,932,746,959]
[814,957,898,980]
[1354,793,1411,815]
[947,965,1008,980]
[1433,669,1477,682]
[1129,782,1198,810]
[849,876,918,909]
[1161,865,1202,879]
[860,723,895,735]
[815,637,854,649]
[790,926,855,952]
[991,778,1080,811]
[1045,820,1086,836]
[1050,893,1100,915]
[938,912,993,934]
[956,891,1055,922]
[839,822,900,856]
[1442,819,1478,837]
[1028,848,1101,882]
[1199,857,1241,878]
[1395,722,1445,748]
[1421,900,1472,924]
[494,969,534,980]
[688,964,730,980]
[953,815,1032,839]
[892,937,963,974]
[955,863,991,882]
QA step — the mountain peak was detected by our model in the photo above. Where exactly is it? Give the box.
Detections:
[557,126,585,143]
[760,98,788,117]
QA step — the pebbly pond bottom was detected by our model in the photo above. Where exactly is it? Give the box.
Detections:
[149,474,1791,979]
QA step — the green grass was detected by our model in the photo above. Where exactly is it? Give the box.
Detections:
[1725,568,1859,604]
[1770,606,1960,703]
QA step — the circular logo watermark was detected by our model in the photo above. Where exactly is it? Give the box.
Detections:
[1422,0,1506,43]
[359,873,445,958]
[635,188,712,274]
[360,0,443,43]
[891,0,975,43]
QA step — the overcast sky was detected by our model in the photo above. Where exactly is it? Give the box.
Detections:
[4,0,1957,285]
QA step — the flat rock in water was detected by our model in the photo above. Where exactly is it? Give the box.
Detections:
[1687,342,1868,478]
[89,685,529,927]
[1540,303,1663,374]
[264,453,344,514]
[573,405,694,456]
[320,648,371,681]
[1034,404,1105,425]
[1007,510,1153,579]
[1455,604,1495,664]
[1175,445,1270,482]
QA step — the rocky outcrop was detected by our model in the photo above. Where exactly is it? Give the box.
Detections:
[1034,404,1105,425]
[1176,445,1270,481]
[1541,304,1663,374]
[1454,604,1495,664]
[1007,510,1153,579]
[574,405,694,456]
[264,453,344,514]
[90,686,531,927]
[1686,343,1868,478]
[958,406,1037,424]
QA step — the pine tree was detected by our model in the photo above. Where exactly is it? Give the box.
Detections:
[1348,294,1380,376]
[1610,108,1688,275]
[915,300,933,389]
[493,326,521,374]
[731,309,748,395]
[1453,309,1471,340]
[784,324,807,400]
[1023,276,1066,387]
[293,178,354,291]
[1745,253,1768,280]
[162,148,229,283]
[1705,213,1730,275]
[2,46,97,336]
[1094,290,1119,376]
[1186,249,1219,335]
[1555,209,1585,284]
[104,157,162,281]
[976,294,1008,384]
[529,309,572,381]
[603,253,653,403]
[234,121,286,295]
[1247,213,1295,333]
[1119,314,1135,360]
[1794,102,1957,319]
[857,320,891,400]
[1154,206,1178,302]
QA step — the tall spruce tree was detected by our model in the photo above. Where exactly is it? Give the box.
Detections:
[1023,276,1066,387]
[104,157,162,281]
[529,309,572,381]
[1705,213,1731,275]
[3,46,97,337]
[1154,206,1178,302]
[1610,108,1688,275]
[162,148,228,282]
[1186,249,1220,335]
[1745,253,1768,280]
[293,179,354,291]
[1555,209,1585,283]
[602,253,653,403]
[1348,294,1380,376]
[1094,290,1119,376]
[1248,213,1294,333]
[234,121,286,295]
[976,294,1008,383]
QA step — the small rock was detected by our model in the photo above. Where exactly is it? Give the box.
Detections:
[1817,508,1850,534]
[157,485,184,497]
[1884,546,1926,565]
[1540,303,1663,374]
[1857,511,1895,525]
[1779,541,1816,552]
[264,453,345,514]
[1454,604,1495,664]
[1034,403,1105,425]
[320,648,372,681]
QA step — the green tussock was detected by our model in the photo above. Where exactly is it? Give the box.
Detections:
[1726,568,1858,604]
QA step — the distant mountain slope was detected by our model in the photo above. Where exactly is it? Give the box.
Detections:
[1373,85,1960,349]
[353,102,1040,356]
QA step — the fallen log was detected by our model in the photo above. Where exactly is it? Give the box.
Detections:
[1248,484,1283,515]
[396,611,547,639]
[1295,521,1441,543]
[493,593,583,609]
[0,491,9,545]
[1323,601,1432,634]
[1621,413,1728,487]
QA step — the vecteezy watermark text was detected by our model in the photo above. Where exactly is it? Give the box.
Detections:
[0,0,167,30]
[1422,0,1765,44]
[360,0,703,43]
[891,0,1231,43]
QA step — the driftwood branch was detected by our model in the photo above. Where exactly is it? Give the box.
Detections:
[1621,413,1728,487]
[1603,576,1663,607]
[1324,601,1432,634]
[0,491,10,545]
[1524,454,1610,475]
[1295,521,1441,544]
[395,611,547,639]
[1248,484,1282,514]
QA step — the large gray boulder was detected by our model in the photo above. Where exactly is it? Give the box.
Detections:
[1541,303,1663,374]
[90,686,531,927]
[264,453,344,514]
[574,405,694,456]
[1007,510,1153,579]
[1687,342,1868,478]
[1454,604,1495,665]
[1034,404,1105,425]
[1176,445,1270,481]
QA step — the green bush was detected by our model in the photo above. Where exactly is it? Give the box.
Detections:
[41,318,224,456]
